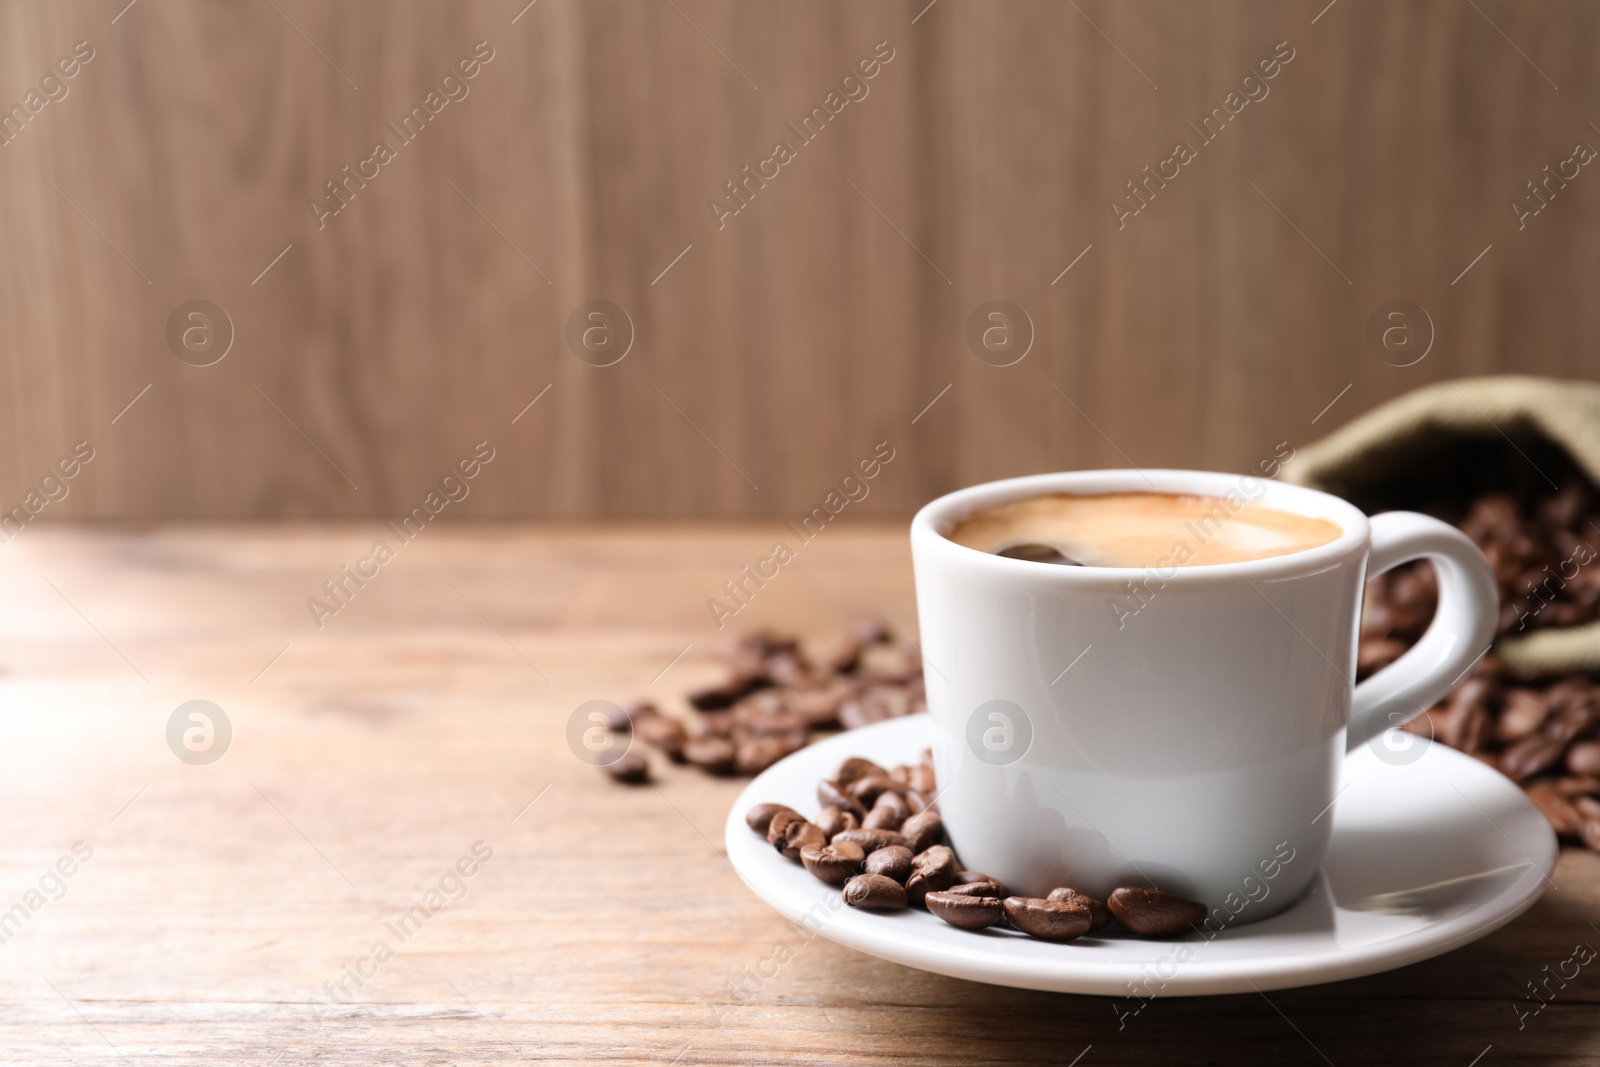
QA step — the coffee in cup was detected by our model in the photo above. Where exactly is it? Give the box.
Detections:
[946,491,1342,568]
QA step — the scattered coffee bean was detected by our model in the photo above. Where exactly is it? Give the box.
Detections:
[765,810,805,849]
[815,804,860,839]
[785,682,852,728]
[925,891,1005,930]
[906,845,958,905]
[905,764,937,794]
[683,736,738,775]
[843,873,909,911]
[777,819,827,861]
[1106,887,1207,937]
[608,702,649,731]
[1045,888,1111,932]
[851,618,891,646]
[945,880,1006,899]
[832,828,908,854]
[633,713,687,762]
[745,802,798,835]
[954,870,999,887]
[736,734,805,775]
[1568,740,1600,776]
[864,845,914,883]
[835,756,889,786]
[1498,689,1550,742]
[1499,733,1566,782]
[609,623,931,786]
[848,774,903,806]
[1002,897,1092,941]
[687,672,768,711]
[863,791,909,831]
[818,780,867,820]
[801,840,866,885]
[1527,784,1582,836]
[1557,775,1600,797]
[900,810,943,853]
[601,752,650,785]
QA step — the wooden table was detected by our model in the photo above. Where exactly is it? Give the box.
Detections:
[2,523,1595,1065]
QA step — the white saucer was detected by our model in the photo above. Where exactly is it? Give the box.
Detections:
[724,714,1557,996]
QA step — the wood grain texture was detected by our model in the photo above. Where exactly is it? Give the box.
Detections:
[0,0,1598,519]
[0,522,1594,1065]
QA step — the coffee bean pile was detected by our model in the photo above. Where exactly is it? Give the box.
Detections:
[601,621,927,785]
[1360,479,1600,852]
[744,752,1208,941]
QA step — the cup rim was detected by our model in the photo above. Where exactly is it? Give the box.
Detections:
[910,469,1372,585]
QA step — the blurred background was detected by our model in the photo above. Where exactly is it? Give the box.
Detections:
[0,0,1595,520]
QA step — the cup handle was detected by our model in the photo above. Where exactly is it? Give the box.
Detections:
[1346,511,1500,754]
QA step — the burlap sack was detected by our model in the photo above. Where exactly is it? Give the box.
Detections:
[1283,374,1600,671]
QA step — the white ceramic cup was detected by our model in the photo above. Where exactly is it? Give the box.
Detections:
[910,469,1499,923]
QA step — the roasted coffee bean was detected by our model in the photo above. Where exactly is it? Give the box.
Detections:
[633,713,687,761]
[1106,887,1208,937]
[946,880,1006,899]
[832,828,908,853]
[835,756,889,786]
[688,672,768,711]
[766,651,814,690]
[818,779,867,820]
[745,802,798,835]
[698,710,736,738]
[1527,783,1582,836]
[848,774,904,806]
[1567,739,1600,776]
[905,764,937,794]
[925,891,1004,930]
[815,805,860,839]
[1557,775,1600,797]
[904,790,930,815]
[1498,689,1551,742]
[766,809,805,848]
[851,618,891,646]
[801,840,866,885]
[1499,733,1566,781]
[825,638,863,675]
[863,845,914,883]
[1438,678,1495,750]
[733,698,809,738]
[840,686,914,729]
[863,791,909,831]
[788,682,851,727]
[602,752,650,784]
[736,734,804,775]
[777,819,826,860]
[906,845,957,905]
[1002,897,1092,941]
[1356,636,1409,679]
[1575,795,1600,822]
[1046,888,1111,932]
[609,702,652,730]
[900,810,943,853]
[1583,818,1600,853]
[843,873,908,910]
[683,736,738,775]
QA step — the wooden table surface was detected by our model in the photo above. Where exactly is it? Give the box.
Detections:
[2,522,1596,1066]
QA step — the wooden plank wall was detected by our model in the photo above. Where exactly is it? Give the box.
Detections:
[0,0,1595,519]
